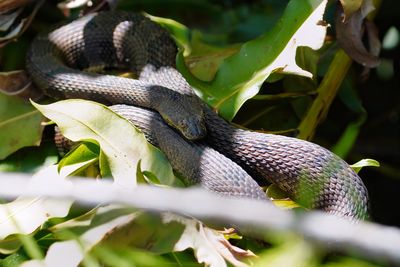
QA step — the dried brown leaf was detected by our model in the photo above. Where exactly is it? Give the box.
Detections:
[0,8,22,31]
[164,214,255,267]
[0,70,43,100]
[361,19,382,79]
[0,0,32,14]
[0,0,43,47]
[335,0,380,68]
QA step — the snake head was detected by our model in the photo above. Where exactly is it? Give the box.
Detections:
[159,94,207,141]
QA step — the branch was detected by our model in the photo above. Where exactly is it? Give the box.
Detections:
[0,172,399,264]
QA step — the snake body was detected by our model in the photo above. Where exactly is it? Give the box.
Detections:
[26,12,206,140]
[26,11,369,219]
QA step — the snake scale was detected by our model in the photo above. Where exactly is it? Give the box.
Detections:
[26,11,369,219]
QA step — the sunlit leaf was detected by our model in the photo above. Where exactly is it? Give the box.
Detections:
[22,208,137,267]
[32,99,176,189]
[178,0,328,120]
[0,166,72,240]
[164,213,254,267]
[57,0,92,10]
[58,142,100,177]
[350,159,380,173]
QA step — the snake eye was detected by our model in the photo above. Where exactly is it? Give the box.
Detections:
[179,120,188,131]
[179,117,206,141]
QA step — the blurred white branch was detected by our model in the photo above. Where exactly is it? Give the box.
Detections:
[0,172,399,264]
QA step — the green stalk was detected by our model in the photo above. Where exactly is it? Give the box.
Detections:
[297,49,352,140]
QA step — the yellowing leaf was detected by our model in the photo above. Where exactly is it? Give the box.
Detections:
[272,200,302,209]
[267,185,301,209]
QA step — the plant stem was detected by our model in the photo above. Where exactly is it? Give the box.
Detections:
[297,49,352,140]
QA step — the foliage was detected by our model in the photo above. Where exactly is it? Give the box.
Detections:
[0,94,43,160]
[0,0,397,266]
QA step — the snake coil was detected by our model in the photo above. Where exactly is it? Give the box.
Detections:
[26,11,369,220]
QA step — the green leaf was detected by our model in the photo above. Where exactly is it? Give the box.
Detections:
[52,210,183,258]
[58,142,100,177]
[331,121,363,158]
[0,237,23,254]
[136,160,164,186]
[350,159,380,174]
[332,79,367,158]
[91,245,171,267]
[0,250,30,267]
[182,32,240,82]
[49,209,183,265]
[23,207,138,267]
[322,257,380,267]
[178,0,328,120]
[0,94,44,160]
[266,185,301,210]
[146,13,191,53]
[272,200,302,210]
[32,99,176,188]
[148,14,240,82]
[0,142,58,173]
[255,237,318,267]
[97,213,184,255]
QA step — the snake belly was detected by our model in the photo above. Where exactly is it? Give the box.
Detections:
[26,11,369,219]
